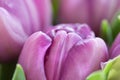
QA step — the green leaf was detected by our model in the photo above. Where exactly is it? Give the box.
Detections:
[103,60,113,77]
[12,64,26,80]
[100,20,113,46]
[107,56,120,80]
[111,12,120,39]
[52,0,59,24]
[86,70,106,80]
[87,56,120,80]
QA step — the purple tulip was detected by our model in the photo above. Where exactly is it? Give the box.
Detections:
[0,0,52,62]
[0,8,28,62]
[18,24,108,80]
[58,0,120,35]
[110,33,120,59]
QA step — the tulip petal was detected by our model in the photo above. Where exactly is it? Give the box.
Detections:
[110,33,120,58]
[19,31,52,80]
[0,8,27,62]
[45,30,82,80]
[59,0,89,23]
[60,38,108,80]
[0,0,36,34]
[111,45,120,59]
[45,30,67,80]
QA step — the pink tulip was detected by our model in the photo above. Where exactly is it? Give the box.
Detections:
[0,0,52,62]
[19,24,108,80]
[58,0,120,35]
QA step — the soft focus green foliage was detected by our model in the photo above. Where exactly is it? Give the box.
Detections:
[0,65,2,79]
[103,60,113,77]
[52,0,59,24]
[86,56,120,80]
[100,20,113,46]
[107,56,120,80]
[111,12,120,39]
[12,64,26,80]
[100,11,120,46]
[86,70,106,80]
[0,63,16,80]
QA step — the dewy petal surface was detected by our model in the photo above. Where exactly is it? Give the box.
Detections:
[0,8,27,62]
[18,32,52,80]
[60,38,108,80]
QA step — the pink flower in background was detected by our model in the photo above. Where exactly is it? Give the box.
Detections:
[0,0,52,62]
[18,24,108,80]
[58,0,120,35]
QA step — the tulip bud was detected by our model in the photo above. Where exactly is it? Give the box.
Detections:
[0,0,52,62]
[58,0,120,35]
[18,24,108,80]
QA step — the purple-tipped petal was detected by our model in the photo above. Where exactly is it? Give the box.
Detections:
[60,38,108,80]
[72,24,95,39]
[18,32,52,80]
[50,23,94,39]
[0,8,27,62]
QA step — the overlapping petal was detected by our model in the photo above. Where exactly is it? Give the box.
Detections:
[18,24,108,80]
[19,32,52,80]
[0,0,52,62]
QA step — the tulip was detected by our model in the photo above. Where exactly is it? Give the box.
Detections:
[58,0,120,35]
[18,24,108,80]
[0,8,28,62]
[0,0,52,62]
[110,33,120,59]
